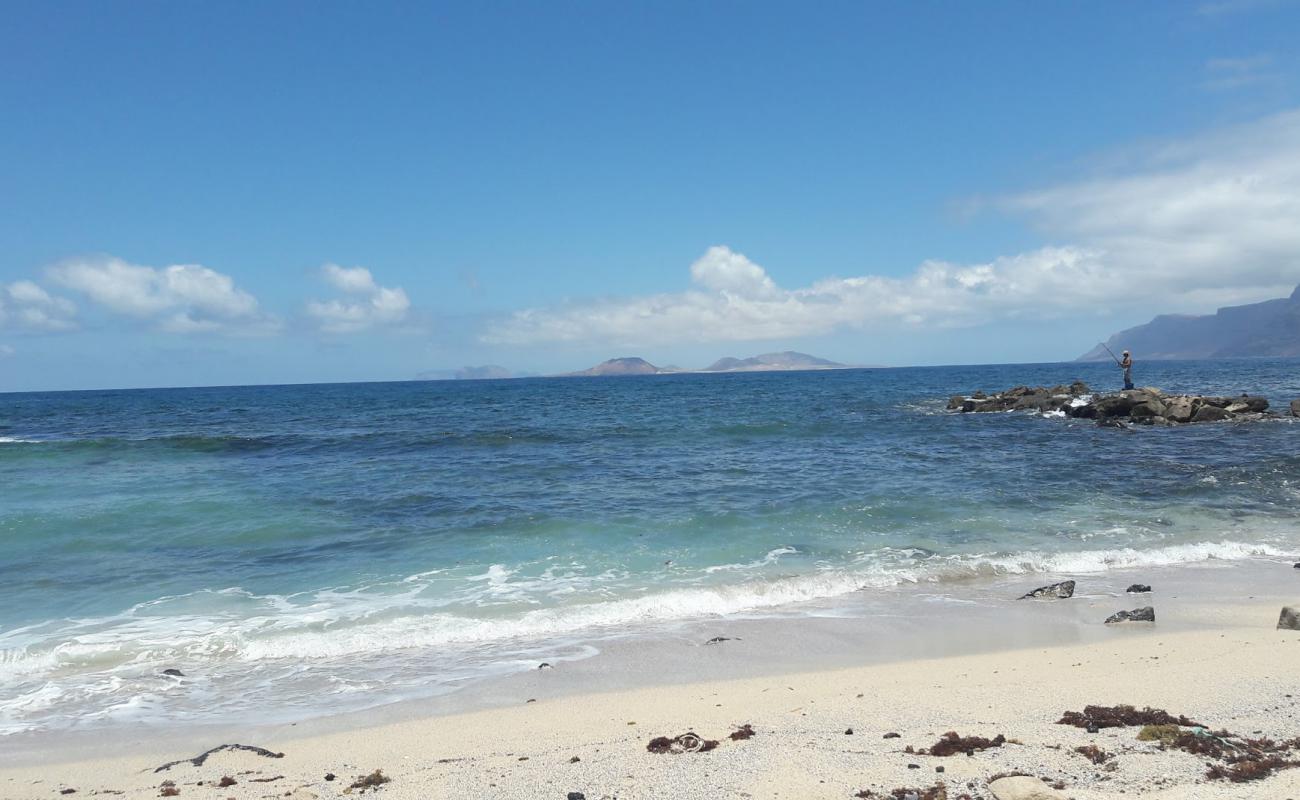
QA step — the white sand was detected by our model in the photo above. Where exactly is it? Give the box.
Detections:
[4,609,1300,800]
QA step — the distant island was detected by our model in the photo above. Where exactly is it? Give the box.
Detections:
[417,351,867,381]
[415,365,524,380]
[1078,284,1300,361]
[563,351,860,377]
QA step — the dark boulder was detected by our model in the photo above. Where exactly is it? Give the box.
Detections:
[1126,584,1152,593]
[1020,580,1075,600]
[1105,606,1155,624]
[1192,405,1231,423]
[1279,606,1300,631]
[1290,399,1300,417]
[1094,396,1138,418]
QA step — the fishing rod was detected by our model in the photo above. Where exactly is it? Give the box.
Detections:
[1100,343,1123,367]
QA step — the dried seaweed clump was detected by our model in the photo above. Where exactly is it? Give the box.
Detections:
[1163,731,1300,783]
[347,769,391,792]
[646,732,719,754]
[922,731,1006,757]
[1136,724,1183,745]
[728,724,755,741]
[854,784,963,800]
[1057,705,1200,729]
[1074,745,1111,764]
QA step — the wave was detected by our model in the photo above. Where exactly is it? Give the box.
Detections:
[0,538,1287,679]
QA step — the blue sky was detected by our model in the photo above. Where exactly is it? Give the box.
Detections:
[3,1,1300,390]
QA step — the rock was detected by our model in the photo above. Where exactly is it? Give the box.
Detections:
[883,732,901,739]
[324,774,336,782]
[947,395,966,410]
[1068,380,1089,395]
[1240,395,1269,412]
[567,793,586,800]
[844,728,854,735]
[538,662,552,669]
[1020,580,1075,600]
[1192,404,1231,423]
[988,776,1067,800]
[1129,401,1166,421]
[1163,396,1195,423]
[161,669,184,677]
[1105,606,1155,624]
[1094,395,1138,418]
[1200,396,1232,408]
[1291,399,1300,417]
[1279,606,1300,631]
[1126,584,1152,593]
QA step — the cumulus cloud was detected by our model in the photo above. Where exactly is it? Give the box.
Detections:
[0,280,77,331]
[48,256,277,335]
[306,264,411,333]
[485,109,1300,347]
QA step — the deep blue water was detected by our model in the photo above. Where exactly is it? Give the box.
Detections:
[2,359,1299,733]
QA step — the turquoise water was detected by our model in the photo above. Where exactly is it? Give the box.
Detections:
[2,360,1299,734]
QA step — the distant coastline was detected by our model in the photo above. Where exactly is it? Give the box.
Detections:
[1078,284,1300,361]
[417,351,879,381]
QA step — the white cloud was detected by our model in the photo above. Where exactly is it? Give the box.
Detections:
[48,256,277,335]
[0,280,77,331]
[1202,54,1276,91]
[306,264,410,333]
[485,109,1300,347]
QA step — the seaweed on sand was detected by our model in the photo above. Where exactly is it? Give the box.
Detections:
[854,784,958,799]
[1074,745,1111,764]
[922,731,1006,756]
[729,724,756,740]
[646,732,719,754]
[153,743,284,773]
[1057,705,1200,729]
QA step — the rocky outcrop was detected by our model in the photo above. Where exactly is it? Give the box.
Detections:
[1078,284,1300,362]
[1020,580,1075,600]
[1105,607,1155,624]
[948,383,1282,427]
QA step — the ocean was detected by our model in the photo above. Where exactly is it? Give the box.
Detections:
[2,359,1299,737]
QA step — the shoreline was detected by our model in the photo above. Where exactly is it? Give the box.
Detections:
[3,558,1299,798]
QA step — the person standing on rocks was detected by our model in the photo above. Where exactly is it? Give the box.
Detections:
[1120,350,1134,390]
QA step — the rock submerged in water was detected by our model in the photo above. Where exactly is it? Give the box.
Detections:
[948,383,1281,427]
[1020,580,1075,600]
[1278,606,1300,631]
[1105,606,1155,624]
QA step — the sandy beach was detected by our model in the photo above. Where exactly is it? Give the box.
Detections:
[4,562,1299,800]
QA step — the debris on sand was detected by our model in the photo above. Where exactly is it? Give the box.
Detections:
[704,636,738,645]
[646,732,719,754]
[217,777,237,787]
[1161,728,1300,782]
[159,786,180,798]
[920,731,1006,756]
[728,724,755,740]
[854,784,955,799]
[1126,584,1152,593]
[346,770,391,792]
[1074,745,1111,764]
[154,744,284,772]
[1057,705,1201,729]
